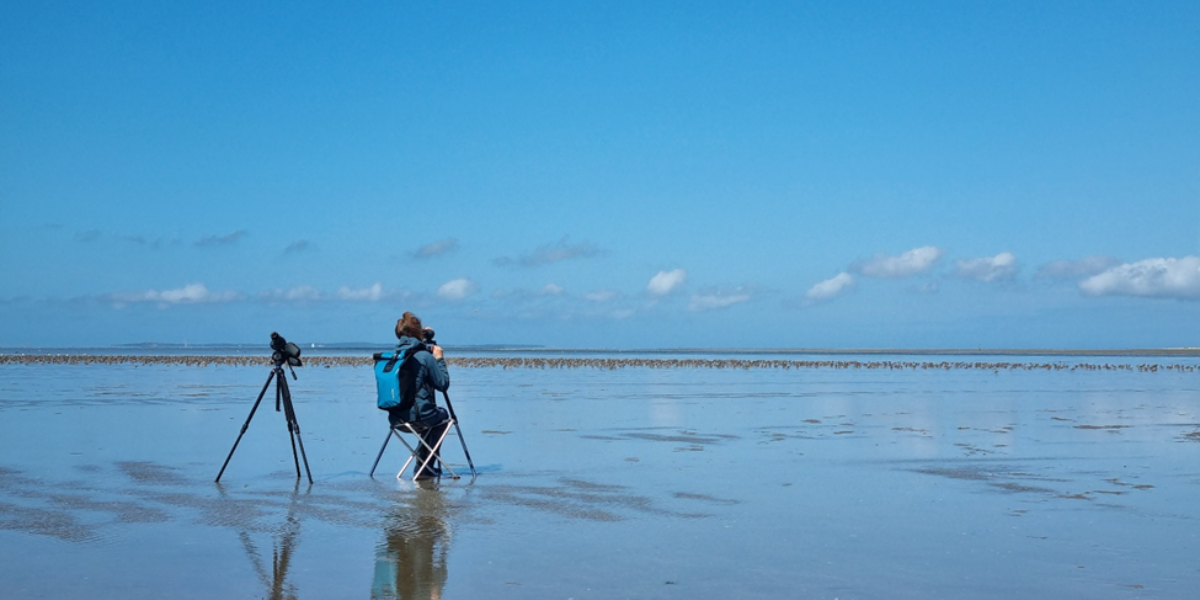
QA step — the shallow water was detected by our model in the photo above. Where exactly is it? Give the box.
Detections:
[0,359,1198,599]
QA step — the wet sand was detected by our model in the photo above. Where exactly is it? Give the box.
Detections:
[0,356,1197,598]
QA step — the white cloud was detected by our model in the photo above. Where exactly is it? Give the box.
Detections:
[414,238,459,259]
[337,282,384,301]
[195,230,247,248]
[112,283,243,305]
[647,269,687,296]
[856,246,943,278]
[584,289,620,302]
[1037,256,1121,280]
[806,272,855,301]
[437,278,478,301]
[258,285,322,302]
[284,240,313,254]
[525,238,601,265]
[1079,256,1200,299]
[689,288,752,311]
[496,237,603,267]
[75,229,102,243]
[955,252,1018,282]
[538,283,564,296]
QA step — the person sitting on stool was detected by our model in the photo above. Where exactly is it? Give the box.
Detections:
[390,311,450,479]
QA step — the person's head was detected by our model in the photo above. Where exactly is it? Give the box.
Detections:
[395,312,423,340]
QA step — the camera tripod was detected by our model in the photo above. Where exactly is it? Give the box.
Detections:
[440,389,477,478]
[216,357,313,484]
[425,331,477,477]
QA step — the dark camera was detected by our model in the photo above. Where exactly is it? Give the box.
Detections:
[270,332,303,367]
[423,328,436,344]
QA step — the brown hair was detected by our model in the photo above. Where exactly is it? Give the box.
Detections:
[395,312,424,340]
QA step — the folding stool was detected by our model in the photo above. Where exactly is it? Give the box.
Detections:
[369,417,460,480]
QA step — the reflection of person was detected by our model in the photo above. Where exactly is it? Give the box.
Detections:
[390,312,451,479]
[371,483,450,600]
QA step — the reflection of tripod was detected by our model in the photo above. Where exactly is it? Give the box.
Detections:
[219,480,305,600]
[216,356,313,484]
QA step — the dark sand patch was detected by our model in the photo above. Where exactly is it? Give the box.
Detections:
[1058,493,1093,501]
[672,492,739,505]
[591,429,739,445]
[912,464,1101,502]
[118,461,190,486]
[991,482,1056,494]
[478,478,710,521]
[0,500,99,542]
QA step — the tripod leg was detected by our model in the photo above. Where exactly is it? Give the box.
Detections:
[288,429,301,478]
[293,425,313,485]
[441,391,477,477]
[279,376,313,485]
[451,421,476,477]
[278,380,301,479]
[216,370,277,482]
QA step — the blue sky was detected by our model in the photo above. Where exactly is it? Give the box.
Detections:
[2,1,1198,349]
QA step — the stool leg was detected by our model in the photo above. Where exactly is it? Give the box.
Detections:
[432,422,459,479]
[411,420,459,480]
[369,428,396,477]
[396,424,421,480]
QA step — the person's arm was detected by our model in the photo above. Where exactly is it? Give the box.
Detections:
[425,345,450,391]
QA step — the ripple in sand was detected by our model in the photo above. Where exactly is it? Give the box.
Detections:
[0,500,102,543]
[477,477,711,522]
[117,461,190,486]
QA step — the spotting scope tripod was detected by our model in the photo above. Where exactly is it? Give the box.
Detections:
[426,330,477,477]
[216,333,313,484]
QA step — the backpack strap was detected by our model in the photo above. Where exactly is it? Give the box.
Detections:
[393,343,429,417]
[404,343,427,362]
[375,343,427,373]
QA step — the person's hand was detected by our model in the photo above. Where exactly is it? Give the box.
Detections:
[431,345,444,360]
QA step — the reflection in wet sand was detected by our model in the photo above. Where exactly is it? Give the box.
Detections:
[230,482,305,600]
[373,481,450,600]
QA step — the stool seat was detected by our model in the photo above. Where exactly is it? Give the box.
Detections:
[370,417,460,481]
[390,417,451,433]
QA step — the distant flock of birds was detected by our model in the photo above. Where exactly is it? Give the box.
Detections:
[0,354,1196,373]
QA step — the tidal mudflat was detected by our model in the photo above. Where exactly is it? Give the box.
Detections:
[0,352,1197,599]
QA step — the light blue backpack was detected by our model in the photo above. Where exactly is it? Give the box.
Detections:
[373,345,425,412]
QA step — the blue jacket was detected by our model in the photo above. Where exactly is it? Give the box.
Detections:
[394,335,450,422]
